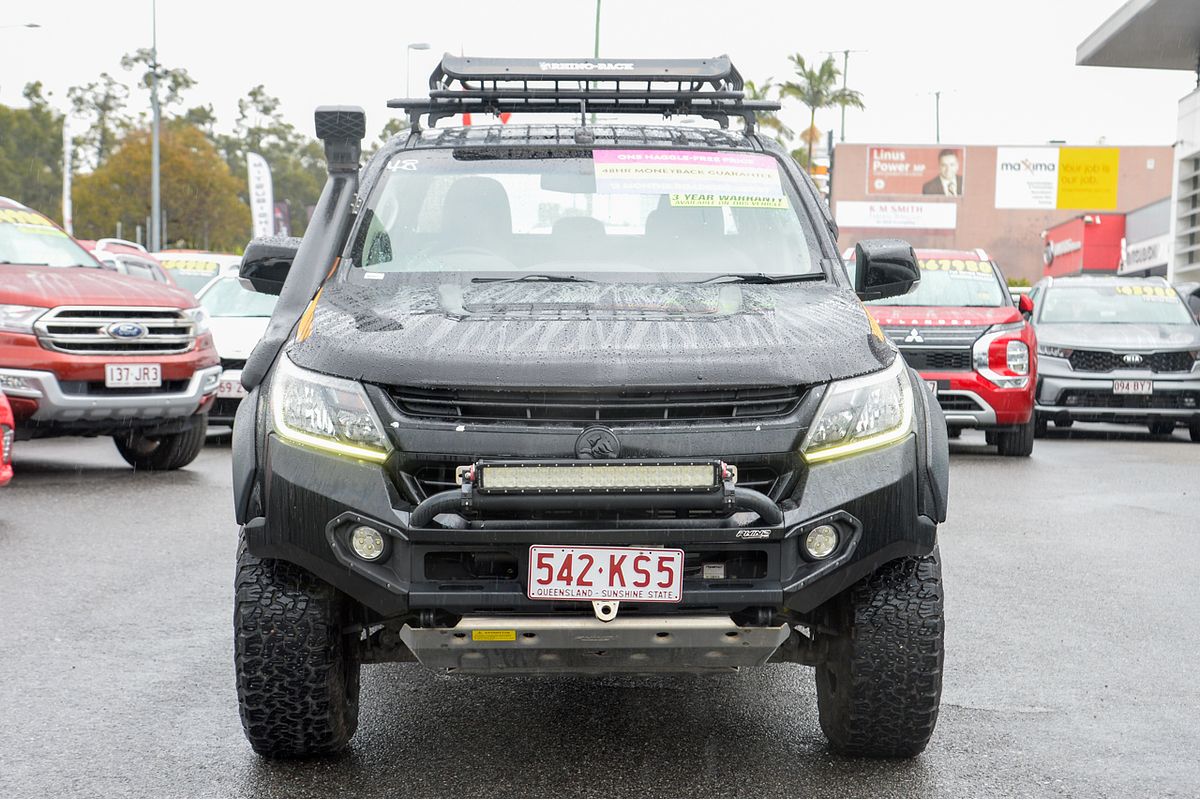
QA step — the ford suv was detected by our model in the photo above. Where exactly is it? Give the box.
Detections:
[0,198,221,469]
[859,249,1038,456]
[229,56,950,759]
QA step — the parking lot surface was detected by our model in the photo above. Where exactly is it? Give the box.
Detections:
[0,428,1197,797]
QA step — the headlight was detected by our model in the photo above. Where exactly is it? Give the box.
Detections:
[801,357,913,464]
[183,307,210,335]
[270,354,391,461]
[0,304,47,334]
[1037,344,1072,359]
[973,322,1031,388]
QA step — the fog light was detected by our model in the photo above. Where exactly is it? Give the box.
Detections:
[349,525,386,561]
[803,525,839,560]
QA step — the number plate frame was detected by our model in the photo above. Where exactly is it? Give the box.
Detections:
[1112,380,1153,395]
[527,545,684,603]
[104,363,162,388]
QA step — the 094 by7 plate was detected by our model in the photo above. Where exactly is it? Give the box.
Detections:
[528,545,684,603]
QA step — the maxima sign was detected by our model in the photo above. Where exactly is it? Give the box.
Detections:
[994,146,1119,210]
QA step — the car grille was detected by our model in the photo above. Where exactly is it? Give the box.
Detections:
[1060,390,1200,409]
[881,325,989,347]
[388,385,805,423]
[1068,349,1195,373]
[936,394,984,412]
[58,380,191,397]
[899,349,973,371]
[34,306,195,356]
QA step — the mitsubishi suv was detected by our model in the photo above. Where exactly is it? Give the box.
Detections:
[229,56,951,759]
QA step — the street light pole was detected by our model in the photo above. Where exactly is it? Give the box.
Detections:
[149,0,161,251]
[821,48,865,142]
[934,90,941,144]
[406,42,430,97]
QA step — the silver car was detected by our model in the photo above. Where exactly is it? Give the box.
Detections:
[1030,275,1200,441]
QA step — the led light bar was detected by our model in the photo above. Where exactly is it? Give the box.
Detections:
[472,461,725,494]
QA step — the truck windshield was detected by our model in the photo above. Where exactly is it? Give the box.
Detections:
[348,147,821,280]
[0,210,98,268]
[865,257,1008,307]
[1039,284,1196,325]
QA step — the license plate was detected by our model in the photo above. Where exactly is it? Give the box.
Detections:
[217,369,247,398]
[1113,380,1153,395]
[104,363,161,388]
[528,546,684,603]
[925,380,939,396]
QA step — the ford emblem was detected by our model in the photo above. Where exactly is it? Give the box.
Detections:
[107,322,147,339]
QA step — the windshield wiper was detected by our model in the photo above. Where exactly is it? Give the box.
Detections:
[470,274,594,283]
[695,272,826,285]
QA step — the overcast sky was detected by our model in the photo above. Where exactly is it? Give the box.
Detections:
[1,0,1195,149]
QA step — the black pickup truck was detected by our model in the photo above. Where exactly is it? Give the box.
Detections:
[230,55,950,759]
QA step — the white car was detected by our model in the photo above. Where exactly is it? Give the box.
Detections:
[195,273,278,426]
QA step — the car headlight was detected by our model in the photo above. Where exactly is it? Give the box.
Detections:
[1037,344,1072,359]
[973,322,1031,388]
[801,356,913,464]
[183,307,210,335]
[0,304,47,334]
[270,353,391,461]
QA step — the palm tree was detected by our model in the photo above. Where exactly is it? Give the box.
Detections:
[743,78,794,144]
[780,54,864,173]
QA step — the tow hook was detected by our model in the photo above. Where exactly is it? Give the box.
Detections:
[592,600,619,622]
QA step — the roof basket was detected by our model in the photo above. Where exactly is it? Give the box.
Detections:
[387,54,780,132]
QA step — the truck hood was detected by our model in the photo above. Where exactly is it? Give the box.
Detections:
[0,264,196,308]
[209,317,270,360]
[865,305,1020,328]
[287,279,894,388]
[1034,322,1200,351]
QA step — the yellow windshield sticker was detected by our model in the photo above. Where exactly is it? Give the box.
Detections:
[1115,285,1177,298]
[471,629,516,642]
[0,208,68,236]
[159,259,220,274]
[668,193,788,209]
[919,258,990,272]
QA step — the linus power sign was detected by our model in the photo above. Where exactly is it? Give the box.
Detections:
[994,146,1119,210]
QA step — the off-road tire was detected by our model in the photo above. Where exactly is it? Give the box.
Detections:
[995,418,1035,457]
[234,535,361,757]
[1148,420,1175,437]
[1033,414,1049,438]
[113,415,207,470]
[815,549,944,758]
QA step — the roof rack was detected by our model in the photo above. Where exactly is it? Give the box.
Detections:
[388,54,781,132]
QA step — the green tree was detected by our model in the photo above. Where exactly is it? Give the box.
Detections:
[67,73,130,170]
[780,55,863,174]
[120,48,198,113]
[0,83,65,218]
[743,79,793,145]
[73,121,249,251]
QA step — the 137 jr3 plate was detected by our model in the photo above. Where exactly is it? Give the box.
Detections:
[528,546,684,603]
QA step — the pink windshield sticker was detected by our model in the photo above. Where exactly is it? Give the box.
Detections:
[593,149,783,197]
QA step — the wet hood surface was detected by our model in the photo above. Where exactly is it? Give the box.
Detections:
[0,264,196,308]
[1034,322,1200,351]
[288,279,894,388]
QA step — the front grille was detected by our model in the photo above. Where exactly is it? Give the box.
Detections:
[936,394,984,412]
[900,348,972,371]
[881,325,989,347]
[389,385,804,423]
[34,306,195,356]
[58,380,190,397]
[1060,390,1200,409]
[1069,349,1195,373]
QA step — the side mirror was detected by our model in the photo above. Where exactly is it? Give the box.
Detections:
[854,239,921,301]
[1018,294,1035,317]
[238,236,303,296]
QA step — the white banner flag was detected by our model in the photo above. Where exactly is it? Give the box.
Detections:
[246,152,275,238]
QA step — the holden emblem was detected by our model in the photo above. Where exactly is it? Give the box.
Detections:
[575,426,620,459]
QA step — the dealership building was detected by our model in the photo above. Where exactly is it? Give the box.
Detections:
[829,143,1174,284]
[1077,0,1200,284]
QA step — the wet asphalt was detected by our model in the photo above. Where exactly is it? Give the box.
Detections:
[0,425,1197,798]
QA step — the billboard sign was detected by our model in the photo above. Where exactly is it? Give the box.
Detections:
[867,146,966,197]
[836,201,957,230]
[995,146,1119,210]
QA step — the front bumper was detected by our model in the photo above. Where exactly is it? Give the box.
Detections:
[247,432,936,619]
[921,370,1034,429]
[1035,357,1200,423]
[0,365,221,435]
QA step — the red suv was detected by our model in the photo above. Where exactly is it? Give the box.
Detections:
[0,198,221,469]
[857,248,1038,456]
